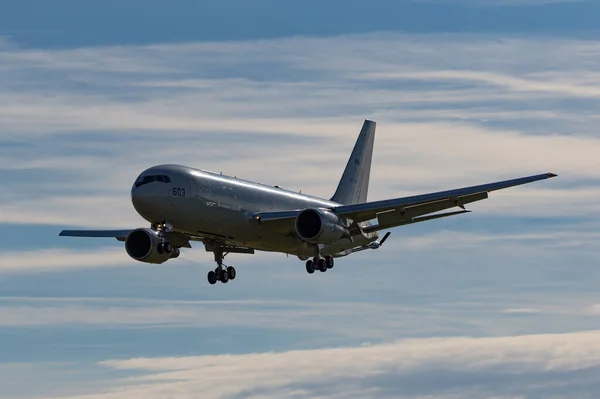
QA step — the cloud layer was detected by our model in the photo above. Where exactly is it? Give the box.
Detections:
[31,331,600,399]
[1,31,600,399]
[2,34,599,228]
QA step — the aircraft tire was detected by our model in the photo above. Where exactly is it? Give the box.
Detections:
[325,256,334,269]
[318,259,327,272]
[219,270,229,283]
[306,260,315,274]
[227,266,236,280]
[207,271,217,285]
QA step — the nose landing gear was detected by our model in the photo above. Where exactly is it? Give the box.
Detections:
[157,242,173,254]
[152,221,175,255]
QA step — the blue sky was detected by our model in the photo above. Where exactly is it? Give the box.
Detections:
[1,0,600,47]
[1,1,600,398]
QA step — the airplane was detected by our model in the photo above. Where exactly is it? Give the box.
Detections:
[60,120,557,285]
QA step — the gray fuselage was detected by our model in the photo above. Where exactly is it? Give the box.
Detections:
[130,164,377,258]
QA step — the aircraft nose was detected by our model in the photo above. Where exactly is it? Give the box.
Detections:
[131,184,139,203]
[131,183,153,214]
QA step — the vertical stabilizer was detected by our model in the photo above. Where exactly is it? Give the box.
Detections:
[331,119,376,205]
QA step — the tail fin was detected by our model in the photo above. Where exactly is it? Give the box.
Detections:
[331,119,376,205]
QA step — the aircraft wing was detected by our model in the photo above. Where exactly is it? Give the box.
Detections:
[253,172,557,233]
[59,229,253,251]
[60,230,133,241]
[59,229,193,247]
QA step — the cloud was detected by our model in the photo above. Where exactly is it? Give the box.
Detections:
[0,33,598,288]
[33,330,600,399]
[397,229,600,252]
[0,296,479,331]
[364,70,600,98]
[0,291,597,343]
[2,119,599,227]
[1,31,599,399]
[0,300,430,333]
[0,247,134,274]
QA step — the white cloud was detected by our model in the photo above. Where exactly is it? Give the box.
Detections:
[0,297,468,331]
[0,247,130,273]
[0,34,598,266]
[35,330,600,399]
[2,120,598,227]
[2,31,600,399]
[397,229,600,252]
[364,70,600,98]
[1,291,597,342]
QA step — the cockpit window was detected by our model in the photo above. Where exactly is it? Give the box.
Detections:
[135,175,171,187]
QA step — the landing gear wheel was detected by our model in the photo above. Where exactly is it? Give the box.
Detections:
[219,269,229,283]
[306,260,315,274]
[207,270,217,285]
[318,259,327,272]
[157,242,172,254]
[325,256,334,269]
[227,266,236,280]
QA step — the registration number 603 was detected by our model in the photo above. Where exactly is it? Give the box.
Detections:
[172,188,186,196]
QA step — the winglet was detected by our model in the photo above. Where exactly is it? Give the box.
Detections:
[547,173,558,178]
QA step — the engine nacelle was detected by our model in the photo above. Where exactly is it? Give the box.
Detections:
[124,228,179,264]
[295,208,350,244]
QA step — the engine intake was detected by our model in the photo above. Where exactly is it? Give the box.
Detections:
[125,228,178,264]
[295,208,350,244]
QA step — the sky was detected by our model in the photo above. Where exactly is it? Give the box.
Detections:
[1,0,600,398]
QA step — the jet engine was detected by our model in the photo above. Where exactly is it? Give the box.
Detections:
[124,228,180,264]
[295,208,350,244]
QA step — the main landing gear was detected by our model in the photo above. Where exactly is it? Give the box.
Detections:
[207,244,237,285]
[305,255,334,274]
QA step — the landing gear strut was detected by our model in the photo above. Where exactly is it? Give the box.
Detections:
[305,255,334,275]
[207,243,236,285]
[152,221,173,255]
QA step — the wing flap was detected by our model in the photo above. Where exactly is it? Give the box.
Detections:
[364,209,471,233]
[375,191,487,228]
